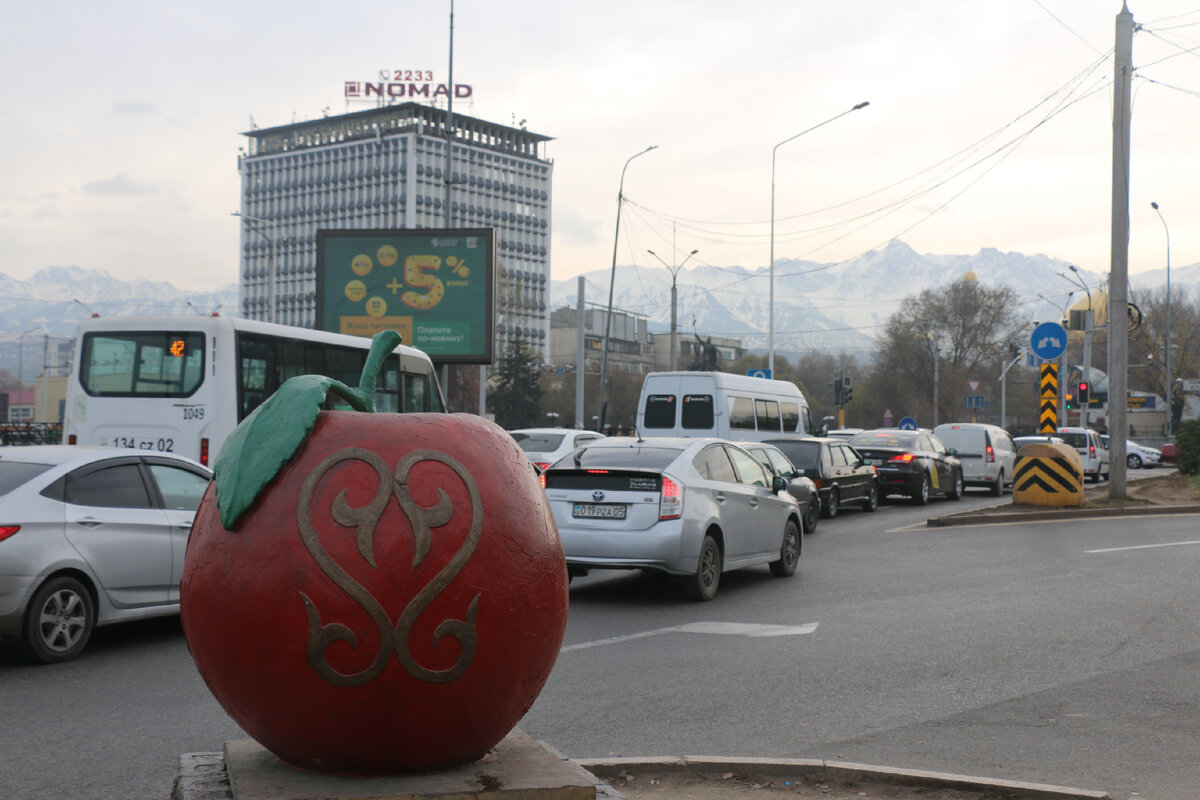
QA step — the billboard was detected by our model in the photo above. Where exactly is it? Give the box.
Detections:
[316,229,495,364]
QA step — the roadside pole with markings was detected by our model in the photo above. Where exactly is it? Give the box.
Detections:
[1031,321,1069,434]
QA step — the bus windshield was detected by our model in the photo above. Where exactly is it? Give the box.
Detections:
[79,332,205,397]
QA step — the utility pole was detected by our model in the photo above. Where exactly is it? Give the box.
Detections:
[576,277,585,428]
[1108,2,1133,498]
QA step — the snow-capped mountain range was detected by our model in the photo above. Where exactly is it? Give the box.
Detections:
[551,240,1200,359]
[2,242,1196,378]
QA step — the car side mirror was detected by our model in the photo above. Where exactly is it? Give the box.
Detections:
[947,447,958,456]
[773,476,787,492]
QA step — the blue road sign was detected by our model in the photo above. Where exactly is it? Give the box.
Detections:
[1030,322,1068,361]
[747,368,773,379]
[898,416,918,431]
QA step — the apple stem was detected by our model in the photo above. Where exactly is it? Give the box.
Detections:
[356,330,405,413]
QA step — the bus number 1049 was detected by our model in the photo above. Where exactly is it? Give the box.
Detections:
[183,407,205,420]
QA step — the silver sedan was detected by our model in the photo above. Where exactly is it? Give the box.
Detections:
[541,437,806,601]
[0,446,212,663]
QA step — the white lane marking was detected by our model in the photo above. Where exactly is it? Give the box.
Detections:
[1087,539,1200,554]
[560,621,819,653]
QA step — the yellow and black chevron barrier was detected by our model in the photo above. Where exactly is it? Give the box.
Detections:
[1039,364,1058,435]
[1013,441,1083,507]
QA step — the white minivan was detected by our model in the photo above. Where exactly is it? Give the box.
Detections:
[1055,426,1111,482]
[931,422,1017,496]
[636,371,813,443]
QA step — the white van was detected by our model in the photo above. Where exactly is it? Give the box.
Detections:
[1055,426,1110,482]
[636,371,813,442]
[931,422,1017,496]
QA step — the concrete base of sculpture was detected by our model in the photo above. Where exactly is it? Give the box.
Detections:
[172,729,598,800]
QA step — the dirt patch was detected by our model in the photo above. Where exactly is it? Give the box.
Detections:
[608,768,1075,800]
[1082,472,1200,507]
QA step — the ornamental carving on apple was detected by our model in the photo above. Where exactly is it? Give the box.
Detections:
[180,331,568,775]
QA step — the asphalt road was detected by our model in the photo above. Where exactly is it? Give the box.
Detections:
[2,486,1198,799]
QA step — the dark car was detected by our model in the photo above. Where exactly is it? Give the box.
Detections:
[765,437,879,518]
[847,428,963,505]
[742,442,822,534]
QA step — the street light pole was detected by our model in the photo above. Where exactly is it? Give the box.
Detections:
[1151,201,1171,435]
[769,101,869,374]
[232,212,277,324]
[647,247,698,371]
[1060,266,1094,427]
[597,145,657,431]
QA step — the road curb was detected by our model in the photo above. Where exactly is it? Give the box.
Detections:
[928,502,1200,527]
[576,756,1112,799]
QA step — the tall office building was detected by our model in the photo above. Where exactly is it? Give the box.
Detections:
[237,102,553,359]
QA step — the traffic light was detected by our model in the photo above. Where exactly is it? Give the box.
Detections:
[529,369,539,389]
[1065,392,1074,410]
[831,379,842,405]
[843,384,854,404]
[1077,381,1089,405]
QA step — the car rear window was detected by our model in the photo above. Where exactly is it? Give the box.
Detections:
[551,445,683,471]
[511,433,566,452]
[681,394,714,429]
[643,394,677,429]
[1059,432,1087,448]
[0,462,54,497]
[769,440,820,469]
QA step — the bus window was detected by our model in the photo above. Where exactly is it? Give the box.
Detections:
[376,357,401,413]
[404,369,429,412]
[728,397,755,430]
[781,402,800,433]
[80,332,204,397]
[238,336,273,420]
[754,399,781,432]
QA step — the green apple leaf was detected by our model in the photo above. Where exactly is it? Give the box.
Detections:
[211,330,406,530]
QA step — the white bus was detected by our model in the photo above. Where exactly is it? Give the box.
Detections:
[64,315,445,467]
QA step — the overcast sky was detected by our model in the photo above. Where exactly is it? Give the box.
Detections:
[2,1,1198,294]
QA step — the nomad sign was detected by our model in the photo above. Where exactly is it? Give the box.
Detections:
[316,229,495,364]
[344,70,473,102]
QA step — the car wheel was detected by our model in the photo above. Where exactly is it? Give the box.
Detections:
[1089,470,1100,483]
[912,474,930,505]
[1127,454,1142,469]
[947,469,963,501]
[990,470,1004,497]
[22,576,95,664]
[685,534,722,601]
[802,498,820,534]
[822,488,840,519]
[769,520,801,577]
[862,480,879,512]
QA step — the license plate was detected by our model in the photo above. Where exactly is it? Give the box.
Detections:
[572,503,627,519]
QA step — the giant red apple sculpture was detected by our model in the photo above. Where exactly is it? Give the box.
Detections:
[181,331,568,775]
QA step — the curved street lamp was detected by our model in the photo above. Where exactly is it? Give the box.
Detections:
[1151,201,1172,434]
[597,145,658,431]
[769,101,869,373]
[647,247,699,371]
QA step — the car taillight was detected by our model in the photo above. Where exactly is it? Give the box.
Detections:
[534,461,551,472]
[1089,444,1096,457]
[68,434,77,445]
[200,437,210,467]
[660,475,683,520]
[539,471,546,490]
[986,444,995,463]
[811,477,823,490]
[0,525,19,543]
[889,453,917,463]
